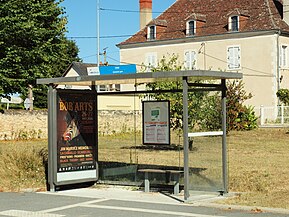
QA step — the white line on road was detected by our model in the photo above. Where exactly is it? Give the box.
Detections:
[81,204,226,217]
[39,198,109,213]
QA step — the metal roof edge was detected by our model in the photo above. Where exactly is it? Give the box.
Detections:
[37,70,242,86]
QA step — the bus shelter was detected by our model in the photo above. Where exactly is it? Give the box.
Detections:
[37,70,242,201]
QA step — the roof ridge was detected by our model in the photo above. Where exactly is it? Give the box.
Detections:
[265,0,278,29]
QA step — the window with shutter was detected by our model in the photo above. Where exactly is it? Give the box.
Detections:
[227,46,241,70]
[280,45,288,68]
[184,50,197,70]
[147,25,156,40]
[145,53,157,72]
[186,20,196,36]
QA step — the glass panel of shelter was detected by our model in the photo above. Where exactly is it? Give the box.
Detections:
[97,91,223,193]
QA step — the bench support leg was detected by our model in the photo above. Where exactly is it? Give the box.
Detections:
[144,172,150,192]
[172,174,180,195]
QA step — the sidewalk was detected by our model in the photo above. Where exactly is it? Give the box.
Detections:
[40,185,289,215]
[42,185,223,204]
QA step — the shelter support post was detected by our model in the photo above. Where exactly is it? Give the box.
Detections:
[48,85,57,192]
[182,77,190,200]
[221,79,228,193]
[91,82,99,173]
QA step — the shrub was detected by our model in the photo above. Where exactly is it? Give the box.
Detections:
[276,89,289,105]
[226,80,257,131]
[234,106,258,130]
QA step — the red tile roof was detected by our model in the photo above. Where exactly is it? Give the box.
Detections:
[119,0,289,46]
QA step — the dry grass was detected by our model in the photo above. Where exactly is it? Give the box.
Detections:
[0,128,288,209]
[0,140,47,192]
[98,128,289,208]
[225,128,289,209]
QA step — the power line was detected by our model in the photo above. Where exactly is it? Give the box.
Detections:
[67,35,132,39]
[99,4,284,14]
[105,51,276,78]
[202,52,274,77]
[106,55,144,67]
[67,9,288,40]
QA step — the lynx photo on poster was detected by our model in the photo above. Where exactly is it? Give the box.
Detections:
[142,101,170,145]
[56,90,97,182]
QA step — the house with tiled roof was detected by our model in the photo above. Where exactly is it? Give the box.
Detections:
[118,0,289,116]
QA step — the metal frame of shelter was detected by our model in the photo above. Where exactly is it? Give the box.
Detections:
[37,70,242,201]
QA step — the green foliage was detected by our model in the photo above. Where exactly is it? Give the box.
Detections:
[143,55,257,132]
[199,93,222,131]
[144,54,208,130]
[226,81,258,131]
[276,89,289,105]
[0,0,80,108]
[234,106,258,130]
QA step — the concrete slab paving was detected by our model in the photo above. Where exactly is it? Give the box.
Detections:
[41,186,189,204]
[42,185,224,204]
[39,185,289,216]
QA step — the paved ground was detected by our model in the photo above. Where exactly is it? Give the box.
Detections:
[0,186,288,217]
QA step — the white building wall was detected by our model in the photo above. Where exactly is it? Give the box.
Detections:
[120,34,288,110]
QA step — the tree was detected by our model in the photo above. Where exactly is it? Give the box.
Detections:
[143,55,257,132]
[226,80,258,131]
[0,0,80,108]
[143,54,209,131]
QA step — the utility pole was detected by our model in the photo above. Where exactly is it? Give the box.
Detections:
[97,0,100,67]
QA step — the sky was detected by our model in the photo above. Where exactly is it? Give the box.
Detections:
[61,0,176,65]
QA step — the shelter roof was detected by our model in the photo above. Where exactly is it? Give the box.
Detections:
[37,70,242,87]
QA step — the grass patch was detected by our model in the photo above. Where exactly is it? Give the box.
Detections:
[223,128,289,209]
[0,140,47,192]
[0,128,288,209]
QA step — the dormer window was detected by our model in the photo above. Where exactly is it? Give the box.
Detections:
[147,25,156,40]
[229,16,239,31]
[185,14,206,36]
[186,20,196,36]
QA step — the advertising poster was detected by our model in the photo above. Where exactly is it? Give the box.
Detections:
[142,101,170,145]
[56,90,97,182]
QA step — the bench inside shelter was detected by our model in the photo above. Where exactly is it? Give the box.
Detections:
[138,169,184,195]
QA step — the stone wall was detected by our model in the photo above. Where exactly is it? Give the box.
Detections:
[0,110,142,140]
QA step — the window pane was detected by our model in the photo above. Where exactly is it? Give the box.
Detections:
[231,16,238,31]
[188,21,195,35]
[99,85,107,91]
[115,84,121,91]
[149,26,155,39]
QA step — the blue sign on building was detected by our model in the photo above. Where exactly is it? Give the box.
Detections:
[99,64,137,75]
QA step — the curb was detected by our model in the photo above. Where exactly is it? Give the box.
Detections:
[197,202,289,215]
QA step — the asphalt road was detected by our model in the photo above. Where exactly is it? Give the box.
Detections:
[0,191,288,217]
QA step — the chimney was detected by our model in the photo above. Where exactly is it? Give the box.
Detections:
[140,0,152,29]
